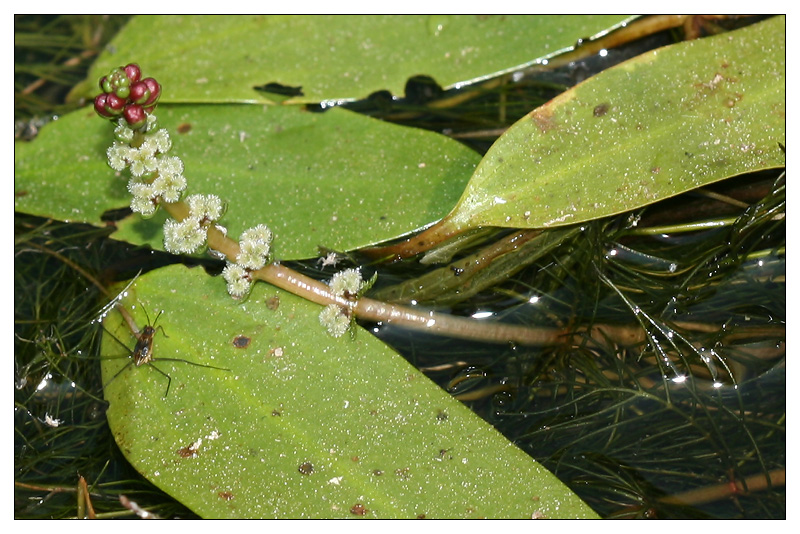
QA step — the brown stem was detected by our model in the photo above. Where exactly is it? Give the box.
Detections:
[162,197,565,347]
[77,475,97,519]
[362,216,464,261]
[157,201,783,350]
[257,262,566,346]
[658,468,785,507]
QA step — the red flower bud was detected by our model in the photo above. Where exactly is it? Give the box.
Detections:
[94,93,114,118]
[129,81,151,105]
[123,104,147,129]
[124,63,141,84]
[141,78,161,107]
[94,66,160,124]
[104,93,126,115]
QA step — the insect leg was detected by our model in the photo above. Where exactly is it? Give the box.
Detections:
[103,360,134,390]
[151,358,231,373]
[145,363,173,397]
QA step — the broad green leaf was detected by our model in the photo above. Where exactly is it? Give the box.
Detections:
[439,16,785,234]
[14,105,479,260]
[80,15,633,104]
[101,265,598,518]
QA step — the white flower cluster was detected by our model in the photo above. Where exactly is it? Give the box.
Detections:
[221,224,273,299]
[329,268,366,298]
[106,116,186,217]
[163,194,224,254]
[319,268,367,338]
[236,224,273,270]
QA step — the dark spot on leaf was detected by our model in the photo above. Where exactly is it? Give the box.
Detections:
[15,190,28,197]
[529,106,557,133]
[298,462,314,475]
[651,167,661,174]
[593,103,609,117]
[372,469,384,476]
[350,503,368,516]
[177,123,192,134]
[436,410,448,421]
[417,514,427,519]
[724,93,743,108]
[233,335,250,348]
[177,441,200,458]
[266,295,280,310]
[218,491,234,501]
[450,266,464,276]
[272,409,281,416]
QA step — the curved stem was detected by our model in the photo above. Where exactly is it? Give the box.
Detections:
[159,198,781,350]
[256,262,566,346]
[163,197,571,346]
[362,216,464,261]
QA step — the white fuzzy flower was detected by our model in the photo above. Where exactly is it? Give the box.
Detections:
[114,121,134,143]
[127,180,159,217]
[163,218,208,254]
[143,113,158,133]
[107,142,132,171]
[329,268,365,299]
[319,304,351,338]
[154,174,186,203]
[187,194,224,223]
[152,158,187,203]
[150,128,172,153]
[236,224,273,270]
[130,195,157,217]
[127,141,159,177]
[157,155,183,178]
[241,224,272,245]
[236,246,268,270]
[127,179,157,199]
[222,263,251,298]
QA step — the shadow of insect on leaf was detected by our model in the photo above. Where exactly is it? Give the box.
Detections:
[102,306,231,397]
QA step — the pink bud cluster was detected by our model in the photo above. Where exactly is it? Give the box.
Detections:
[93,63,161,129]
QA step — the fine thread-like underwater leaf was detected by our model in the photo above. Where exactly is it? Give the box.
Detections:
[80,15,634,104]
[14,104,480,260]
[437,16,785,235]
[101,265,599,518]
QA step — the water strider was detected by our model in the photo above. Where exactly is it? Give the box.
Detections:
[103,305,230,397]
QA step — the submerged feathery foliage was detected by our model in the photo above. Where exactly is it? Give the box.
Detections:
[15,15,784,519]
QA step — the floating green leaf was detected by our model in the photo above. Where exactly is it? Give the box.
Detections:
[80,15,633,104]
[101,265,598,518]
[439,16,785,234]
[14,104,479,260]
